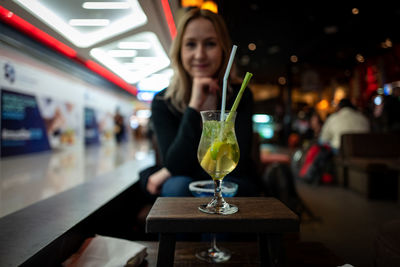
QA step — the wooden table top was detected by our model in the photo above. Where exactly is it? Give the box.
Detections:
[146,197,299,233]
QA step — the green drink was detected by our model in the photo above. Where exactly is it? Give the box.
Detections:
[198,121,239,180]
[197,110,239,215]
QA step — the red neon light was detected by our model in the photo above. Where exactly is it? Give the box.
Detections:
[0,5,137,95]
[161,0,177,39]
[0,6,77,58]
[85,60,137,95]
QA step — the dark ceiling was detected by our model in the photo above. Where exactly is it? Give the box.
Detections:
[217,3,400,84]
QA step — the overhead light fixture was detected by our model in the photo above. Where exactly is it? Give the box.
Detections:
[82,2,131,9]
[107,49,138,57]
[352,8,359,15]
[90,31,170,84]
[15,0,147,47]
[69,19,110,26]
[248,43,256,51]
[118,41,151,49]
[137,69,174,92]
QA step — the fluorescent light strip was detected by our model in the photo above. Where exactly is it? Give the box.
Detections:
[107,49,138,57]
[90,32,171,84]
[15,0,147,48]
[82,2,131,9]
[118,41,151,49]
[0,7,137,94]
[69,19,109,26]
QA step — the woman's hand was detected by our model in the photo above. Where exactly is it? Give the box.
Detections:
[188,77,219,111]
[147,167,171,195]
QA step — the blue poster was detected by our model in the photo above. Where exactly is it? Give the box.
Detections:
[1,88,51,157]
[84,107,100,145]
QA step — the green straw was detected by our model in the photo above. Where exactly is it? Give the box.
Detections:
[225,72,253,123]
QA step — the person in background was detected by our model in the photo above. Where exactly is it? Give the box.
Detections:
[142,8,258,198]
[114,108,125,144]
[309,109,323,140]
[319,98,370,154]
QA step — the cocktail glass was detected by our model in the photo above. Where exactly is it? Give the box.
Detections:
[189,180,238,262]
[197,110,239,214]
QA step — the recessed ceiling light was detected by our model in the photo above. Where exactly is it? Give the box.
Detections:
[15,0,147,47]
[356,53,364,63]
[69,19,110,26]
[248,43,256,51]
[290,55,298,63]
[118,41,151,49]
[82,2,131,9]
[107,50,138,57]
[90,32,170,84]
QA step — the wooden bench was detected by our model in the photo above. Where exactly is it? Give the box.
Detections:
[336,133,400,201]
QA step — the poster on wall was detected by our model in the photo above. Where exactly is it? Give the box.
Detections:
[97,109,115,144]
[84,108,117,145]
[37,96,80,149]
[1,88,50,157]
[1,88,81,157]
[84,107,100,145]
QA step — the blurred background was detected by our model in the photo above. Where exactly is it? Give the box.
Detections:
[1,2,400,266]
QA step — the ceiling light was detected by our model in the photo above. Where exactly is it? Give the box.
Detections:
[118,41,151,49]
[381,38,392,48]
[137,70,174,92]
[15,0,147,48]
[82,2,131,9]
[248,43,256,51]
[69,19,109,26]
[352,8,359,15]
[107,50,138,57]
[90,31,170,84]
[278,77,287,85]
[290,55,298,63]
[356,53,364,63]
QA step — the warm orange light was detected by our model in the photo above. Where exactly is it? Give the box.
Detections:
[317,99,330,110]
[181,0,203,7]
[201,1,218,13]
[248,43,256,51]
[333,87,346,105]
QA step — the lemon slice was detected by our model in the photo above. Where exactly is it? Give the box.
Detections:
[210,141,230,160]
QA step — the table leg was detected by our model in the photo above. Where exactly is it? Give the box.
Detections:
[258,233,284,267]
[157,233,176,267]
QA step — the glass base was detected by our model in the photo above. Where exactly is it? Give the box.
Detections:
[195,246,231,263]
[199,203,238,215]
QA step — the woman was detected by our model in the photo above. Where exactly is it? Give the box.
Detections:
[144,8,257,197]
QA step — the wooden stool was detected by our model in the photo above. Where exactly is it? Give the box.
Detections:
[146,197,299,267]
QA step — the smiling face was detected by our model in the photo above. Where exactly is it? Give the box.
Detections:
[180,17,223,79]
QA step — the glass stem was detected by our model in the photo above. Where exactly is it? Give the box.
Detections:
[214,179,222,200]
[212,234,218,250]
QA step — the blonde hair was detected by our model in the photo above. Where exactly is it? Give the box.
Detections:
[164,8,234,112]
